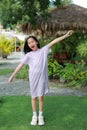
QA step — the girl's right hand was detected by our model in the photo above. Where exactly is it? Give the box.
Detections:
[8,63,24,83]
[8,76,14,83]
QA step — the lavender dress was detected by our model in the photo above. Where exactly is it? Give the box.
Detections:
[21,45,50,98]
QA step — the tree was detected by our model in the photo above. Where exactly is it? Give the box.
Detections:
[53,0,72,7]
[0,0,23,28]
[0,0,72,28]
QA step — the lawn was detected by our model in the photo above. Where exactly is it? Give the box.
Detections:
[0,96,87,130]
[0,69,14,75]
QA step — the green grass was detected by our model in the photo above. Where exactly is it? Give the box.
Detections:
[0,69,14,75]
[0,96,87,130]
[16,66,28,80]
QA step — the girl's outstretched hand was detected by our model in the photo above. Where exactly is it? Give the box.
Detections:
[8,76,14,83]
[8,63,24,83]
[66,30,73,37]
[48,30,73,48]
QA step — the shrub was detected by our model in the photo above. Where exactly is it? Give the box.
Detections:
[0,35,14,58]
[60,62,87,88]
[77,40,87,64]
[48,57,63,79]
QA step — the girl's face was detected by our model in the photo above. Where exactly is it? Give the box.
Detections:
[27,38,38,51]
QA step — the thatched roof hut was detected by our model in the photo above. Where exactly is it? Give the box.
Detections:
[21,4,87,35]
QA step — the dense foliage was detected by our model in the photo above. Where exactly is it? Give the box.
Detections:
[0,0,72,28]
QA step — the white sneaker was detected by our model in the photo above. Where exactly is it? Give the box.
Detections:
[38,115,45,126]
[30,115,37,125]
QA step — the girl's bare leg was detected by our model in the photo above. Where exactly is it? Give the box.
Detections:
[38,96,44,113]
[31,98,37,113]
[31,98,37,125]
[38,96,45,125]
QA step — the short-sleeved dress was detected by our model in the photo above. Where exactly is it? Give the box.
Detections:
[21,45,50,98]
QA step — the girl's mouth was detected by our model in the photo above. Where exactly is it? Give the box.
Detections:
[31,45,35,49]
[31,45,38,51]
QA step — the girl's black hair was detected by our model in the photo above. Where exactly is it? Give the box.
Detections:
[24,35,40,54]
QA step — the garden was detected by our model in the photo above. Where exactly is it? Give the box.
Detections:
[14,31,87,89]
[0,0,87,129]
[0,31,87,130]
[1,32,87,130]
[0,31,87,89]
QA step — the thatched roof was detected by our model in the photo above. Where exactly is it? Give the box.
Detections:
[21,4,87,35]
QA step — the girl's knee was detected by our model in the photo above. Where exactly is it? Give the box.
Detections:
[38,96,43,102]
[32,97,37,101]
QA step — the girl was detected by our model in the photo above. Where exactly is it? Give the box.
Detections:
[8,30,73,126]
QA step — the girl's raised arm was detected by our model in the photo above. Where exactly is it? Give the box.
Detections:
[48,30,73,48]
[8,62,24,83]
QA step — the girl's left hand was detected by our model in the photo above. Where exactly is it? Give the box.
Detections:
[66,30,73,37]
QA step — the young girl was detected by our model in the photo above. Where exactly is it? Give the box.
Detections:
[8,30,73,126]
